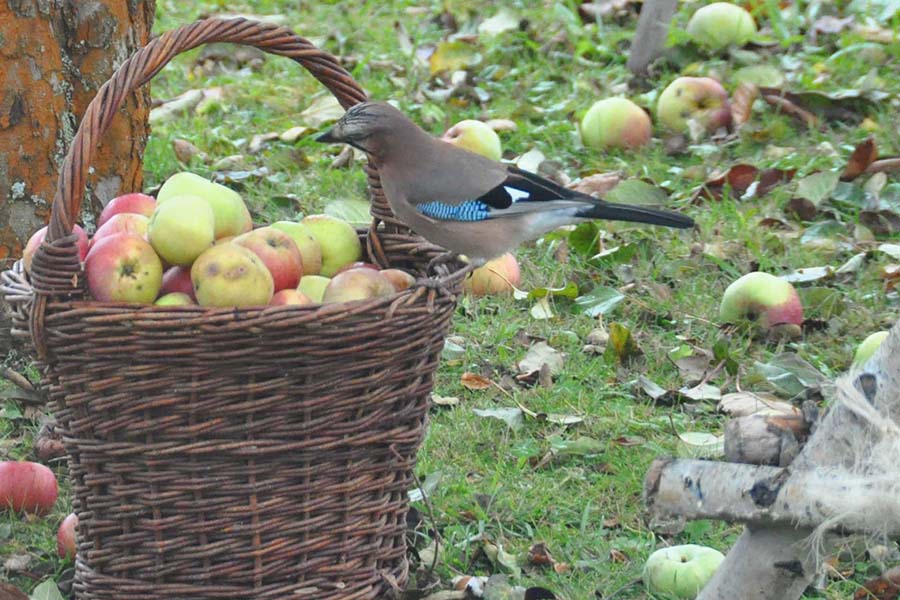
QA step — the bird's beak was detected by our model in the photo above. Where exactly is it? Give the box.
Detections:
[316,128,339,143]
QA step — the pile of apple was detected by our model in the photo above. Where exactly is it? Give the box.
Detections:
[22,172,420,308]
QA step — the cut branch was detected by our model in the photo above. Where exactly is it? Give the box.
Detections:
[627,0,677,75]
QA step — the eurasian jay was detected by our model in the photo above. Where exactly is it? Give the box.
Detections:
[317,102,694,265]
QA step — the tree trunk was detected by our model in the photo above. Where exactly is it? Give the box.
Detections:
[627,0,678,76]
[0,0,154,353]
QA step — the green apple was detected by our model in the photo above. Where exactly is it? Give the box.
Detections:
[441,120,502,160]
[154,292,195,306]
[300,214,362,276]
[147,195,216,266]
[322,268,395,304]
[853,331,889,367]
[297,275,331,303]
[657,77,733,137]
[687,2,757,50]
[580,98,652,151]
[719,272,804,332]
[271,220,323,275]
[643,544,725,598]
[157,172,252,239]
[85,234,163,303]
[463,253,521,296]
[191,244,274,307]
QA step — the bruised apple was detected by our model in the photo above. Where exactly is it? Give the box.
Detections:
[23,225,89,273]
[85,234,163,303]
[322,268,395,304]
[463,253,521,296]
[381,269,416,292]
[271,220,323,275]
[233,226,303,291]
[580,98,652,151]
[0,461,58,515]
[191,244,274,307]
[657,77,733,138]
[97,193,156,228]
[719,272,803,333]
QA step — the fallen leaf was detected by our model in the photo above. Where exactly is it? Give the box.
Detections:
[483,543,522,577]
[677,431,725,457]
[812,15,854,35]
[461,372,493,390]
[609,549,629,564]
[796,170,841,204]
[604,322,641,363]
[550,435,605,456]
[172,139,205,163]
[731,81,758,127]
[754,352,828,398]
[797,286,846,319]
[693,164,758,202]
[568,172,622,197]
[759,87,877,124]
[527,542,557,567]
[530,297,555,320]
[324,198,371,226]
[29,579,64,600]
[0,583,27,600]
[432,394,460,406]
[842,137,878,180]
[300,95,345,128]
[578,0,637,21]
[718,391,799,417]
[408,471,442,502]
[430,40,482,75]
[485,118,518,132]
[516,148,547,173]
[780,266,834,284]
[638,376,675,404]
[248,132,280,154]
[478,8,521,35]
[760,89,817,127]
[280,125,311,142]
[473,407,524,430]
[678,383,722,402]
[604,179,669,207]
[517,342,564,378]
[513,282,578,301]
[4,553,31,572]
[878,243,900,260]
[836,252,866,274]
[149,89,206,123]
[575,286,625,317]
[854,565,900,600]
[860,209,900,237]
[734,64,786,87]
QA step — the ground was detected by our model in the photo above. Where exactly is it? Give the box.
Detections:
[2,0,899,598]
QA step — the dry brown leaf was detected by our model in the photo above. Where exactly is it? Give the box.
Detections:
[461,372,492,390]
[609,548,629,563]
[731,81,759,127]
[759,89,818,127]
[0,583,28,600]
[842,137,878,181]
[866,157,900,176]
[172,139,204,163]
[854,565,900,600]
[568,172,622,197]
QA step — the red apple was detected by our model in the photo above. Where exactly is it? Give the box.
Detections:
[90,213,149,248]
[270,289,313,306]
[97,193,156,228]
[657,77,733,139]
[22,225,89,274]
[160,266,196,300]
[85,234,163,303]
[322,268,396,304]
[0,461,58,515]
[57,512,78,559]
[335,261,380,274]
[381,268,416,292]
[580,98,652,151]
[233,226,303,291]
[463,253,521,296]
[719,272,804,334]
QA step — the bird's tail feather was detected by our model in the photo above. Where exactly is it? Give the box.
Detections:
[576,201,694,229]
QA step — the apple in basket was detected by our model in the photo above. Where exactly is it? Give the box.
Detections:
[97,192,156,228]
[322,267,395,304]
[148,194,216,266]
[90,213,150,248]
[300,214,362,277]
[381,269,416,292]
[160,265,196,299]
[0,461,58,515]
[270,289,313,306]
[85,234,163,303]
[296,275,331,303]
[22,225,89,274]
[155,292,195,306]
[157,172,253,239]
[234,226,304,291]
[191,243,274,307]
[271,220,323,275]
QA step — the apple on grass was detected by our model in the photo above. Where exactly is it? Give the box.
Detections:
[0,461,58,515]
[157,172,252,239]
[22,225,89,274]
[463,253,521,296]
[270,289,313,306]
[85,234,163,303]
[718,272,803,336]
[441,120,502,160]
[97,193,156,228]
[687,2,757,50]
[148,194,216,266]
[91,213,149,247]
[322,268,395,304]
[57,512,78,559]
[297,275,331,303]
[271,220,323,275]
[580,98,652,151]
[643,544,725,598]
[853,331,889,367]
[234,226,303,291]
[300,214,362,277]
[657,77,733,139]
[191,244,274,307]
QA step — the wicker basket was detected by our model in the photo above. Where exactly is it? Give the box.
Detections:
[0,17,466,600]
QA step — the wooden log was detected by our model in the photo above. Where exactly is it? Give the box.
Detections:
[627,0,678,75]
[724,413,807,466]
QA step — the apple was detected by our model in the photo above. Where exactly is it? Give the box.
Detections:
[300,215,363,277]
[657,77,733,138]
[322,268,395,304]
[233,226,303,291]
[271,220,323,275]
[580,98,652,151]
[91,213,149,247]
[157,172,252,239]
[191,244,274,307]
[0,461,58,515]
[22,225,89,274]
[160,266,196,299]
[57,512,78,559]
[643,544,725,598]
[853,331,889,367]
[335,261,380,274]
[719,272,803,333]
[441,120,502,160]
[155,292,195,306]
[297,275,331,303]
[463,253,521,296]
[97,193,156,228]
[381,268,416,292]
[687,2,757,50]
[270,289,313,306]
[85,234,163,303]
[147,194,216,266]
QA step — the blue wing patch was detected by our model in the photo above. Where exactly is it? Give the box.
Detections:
[418,200,490,222]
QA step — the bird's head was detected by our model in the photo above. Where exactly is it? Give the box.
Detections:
[316,101,418,160]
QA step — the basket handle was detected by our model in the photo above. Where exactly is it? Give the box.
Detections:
[26,17,371,357]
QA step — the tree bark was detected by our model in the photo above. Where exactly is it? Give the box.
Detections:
[627,0,678,76]
[0,0,154,353]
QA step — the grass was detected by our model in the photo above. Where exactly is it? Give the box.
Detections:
[2,0,899,597]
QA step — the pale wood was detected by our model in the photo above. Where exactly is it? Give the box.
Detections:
[627,0,678,75]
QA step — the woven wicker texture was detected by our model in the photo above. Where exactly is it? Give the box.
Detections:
[0,17,465,600]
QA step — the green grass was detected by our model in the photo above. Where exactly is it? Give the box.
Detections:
[3,0,899,597]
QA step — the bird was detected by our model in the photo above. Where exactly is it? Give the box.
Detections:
[316,102,694,267]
